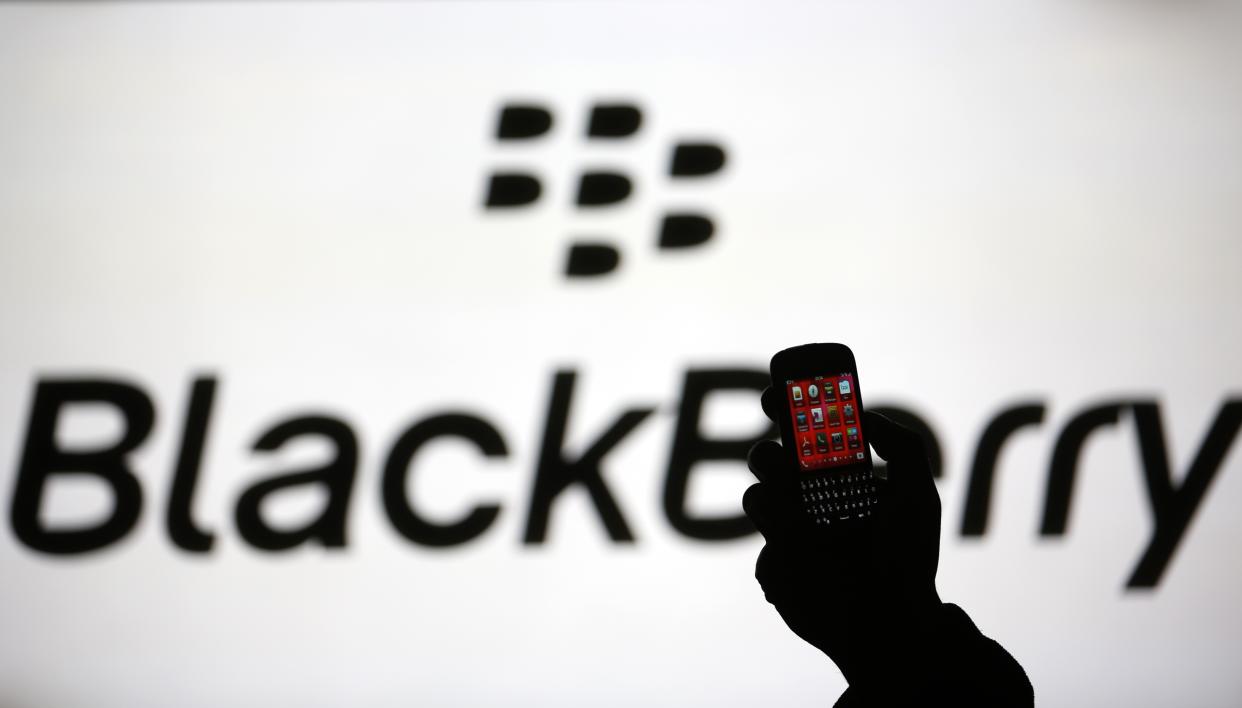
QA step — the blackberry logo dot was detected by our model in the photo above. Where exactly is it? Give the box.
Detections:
[587,104,642,138]
[576,172,632,206]
[496,105,553,140]
[670,142,726,177]
[565,243,622,277]
[484,173,541,207]
[659,214,715,250]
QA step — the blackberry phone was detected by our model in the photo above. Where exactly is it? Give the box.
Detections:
[770,343,878,528]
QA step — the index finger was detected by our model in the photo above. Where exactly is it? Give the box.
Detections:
[760,385,778,423]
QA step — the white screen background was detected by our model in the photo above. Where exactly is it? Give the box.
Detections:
[1,2,1240,706]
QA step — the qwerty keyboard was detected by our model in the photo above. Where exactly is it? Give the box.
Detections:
[799,468,878,525]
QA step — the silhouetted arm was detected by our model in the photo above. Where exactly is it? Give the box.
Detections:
[744,405,1032,707]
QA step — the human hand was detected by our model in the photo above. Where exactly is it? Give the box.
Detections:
[743,395,943,684]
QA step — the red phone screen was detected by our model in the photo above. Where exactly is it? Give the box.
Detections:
[785,373,865,471]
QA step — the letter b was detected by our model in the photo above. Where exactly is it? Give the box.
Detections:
[10,380,153,554]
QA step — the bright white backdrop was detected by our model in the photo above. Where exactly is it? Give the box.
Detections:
[2,1,1241,706]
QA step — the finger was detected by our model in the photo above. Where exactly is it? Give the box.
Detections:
[760,385,779,423]
[754,544,781,604]
[742,480,798,543]
[742,483,779,539]
[747,439,788,483]
[753,544,796,606]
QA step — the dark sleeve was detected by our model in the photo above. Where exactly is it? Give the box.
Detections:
[834,603,1033,708]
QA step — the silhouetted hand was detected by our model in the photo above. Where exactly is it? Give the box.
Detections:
[745,400,942,684]
[744,389,1032,706]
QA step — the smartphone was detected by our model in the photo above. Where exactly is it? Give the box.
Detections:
[770,343,878,528]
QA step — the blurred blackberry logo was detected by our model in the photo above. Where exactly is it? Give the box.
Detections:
[482,102,727,278]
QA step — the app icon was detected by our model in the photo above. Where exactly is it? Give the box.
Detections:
[838,379,852,399]
[847,426,860,449]
[811,407,824,429]
[792,385,804,406]
[831,432,844,450]
[827,405,840,426]
[816,432,829,453]
[807,384,819,403]
[801,438,813,456]
[796,411,808,432]
[843,404,855,424]
[856,452,865,460]
[823,381,836,402]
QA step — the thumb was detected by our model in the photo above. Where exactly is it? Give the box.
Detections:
[865,410,927,467]
[743,481,798,543]
[865,410,936,506]
[865,410,941,530]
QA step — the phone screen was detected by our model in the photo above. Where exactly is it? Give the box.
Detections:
[784,373,866,471]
